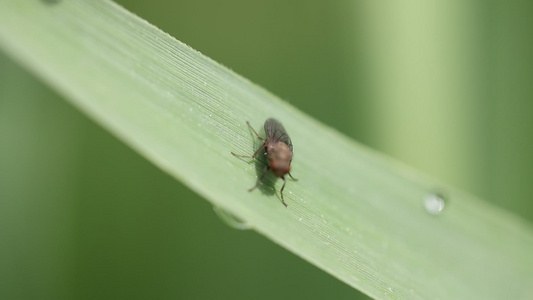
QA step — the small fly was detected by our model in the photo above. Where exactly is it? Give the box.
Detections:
[231,118,297,207]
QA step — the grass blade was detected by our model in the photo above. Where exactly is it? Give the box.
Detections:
[1,1,532,299]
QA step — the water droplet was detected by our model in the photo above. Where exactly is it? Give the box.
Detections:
[423,192,446,215]
[213,206,251,230]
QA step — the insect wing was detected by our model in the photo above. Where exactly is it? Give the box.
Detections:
[264,118,293,152]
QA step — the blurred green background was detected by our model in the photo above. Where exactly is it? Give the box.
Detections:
[1,1,532,299]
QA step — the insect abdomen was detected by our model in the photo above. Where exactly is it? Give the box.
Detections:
[267,142,292,177]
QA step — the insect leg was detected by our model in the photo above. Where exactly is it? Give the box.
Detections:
[246,121,265,141]
[288,172,298,181]
[280,177,288,207]
[231,143,266,159]
[248,166,269,192]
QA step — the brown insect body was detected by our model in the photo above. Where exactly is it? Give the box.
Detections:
[231,118,297,207]
[266,141,292,177]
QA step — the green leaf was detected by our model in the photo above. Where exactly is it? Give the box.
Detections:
[1,1,532,299]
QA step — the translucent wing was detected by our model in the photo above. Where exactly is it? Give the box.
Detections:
[264,118,293,152]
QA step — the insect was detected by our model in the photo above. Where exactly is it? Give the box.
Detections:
[231,118,297,207]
